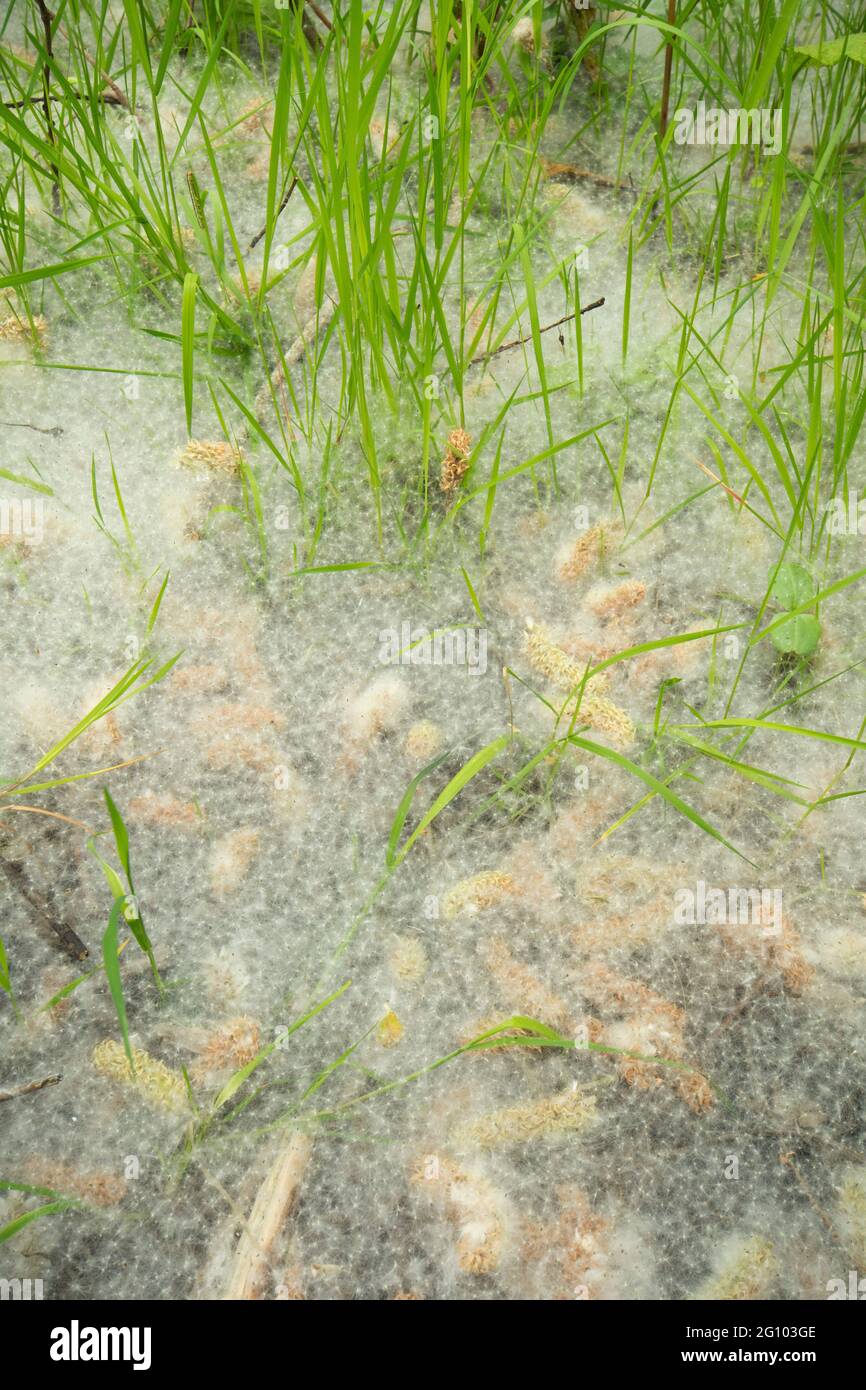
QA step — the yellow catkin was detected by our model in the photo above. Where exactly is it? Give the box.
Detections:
[192,701,286,735]
[577,692,635,747]
[522,1186,611,1299]
[694,1237,778,1300]
[377,1010,404,1047]
[524,622,586,688]
[204,735,272,773]
[455,1086,598,1147]
[0,313,47,346]
[388,936,429,985]
[127,791,199,829]
[439,428,472,493]
[442,870,520,919]
[176,439,242,473]
[580,963,714,1112]
[717,912,813,995]
[210,828,260,896]
[92,1040,187,1112]
[404,720,443,762]
[523,623,635,747]
[675,1072,716,1114]
[170,663,230,695]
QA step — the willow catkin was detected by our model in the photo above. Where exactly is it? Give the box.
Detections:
[0,313,47,346]
[92,1040,187,1112]
[454,1086,598,1147]
[439,428,472,493]
[411,1153,510,1275]
[442,870,521,919]
[176,439,243,473]
[557,520,623,581]
[693,1237,778,1301]
[523,621,635,747]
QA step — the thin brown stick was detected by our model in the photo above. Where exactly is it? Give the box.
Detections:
[57,24,130,111]
[0,1074,61,1103]
[306,1,333,31]
[0,419,63,436]
[2,806,95,832]
[1,748,161,803]
[779,1151,847,1249]
[690,452,747,507]
[248,178,298,252]
[541,159,634,195]
[0,855,88,960]
[2,89,125,110]
[468,299,605,367]
[34,0,60,213]
[659,0,677,139]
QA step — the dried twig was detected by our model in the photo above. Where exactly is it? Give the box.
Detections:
[248,178,297,252]
[468,299,605,367]
[34,0,60,213]
[0,419,63,436]
[254,295,337,428]
[2,806,94,832]
[0,1074,61,1103]
[541,160,634,194]
[779,1151,847,1249]
[57,23,130,110]
[691,453,747,507]
[224,1132,313,1299]
[0,854,88,960]
[306,1,333,31]
[2,89,124,110]
[659,0,677,139]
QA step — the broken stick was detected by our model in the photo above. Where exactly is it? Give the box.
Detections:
[224,1131,313,1300]
[0,1074,61,1103]
[469,299,605,367]
[0,856,88,960]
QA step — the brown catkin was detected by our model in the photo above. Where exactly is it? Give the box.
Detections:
[439,428,472,493]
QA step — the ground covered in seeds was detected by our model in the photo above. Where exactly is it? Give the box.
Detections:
[2,3,866,1301]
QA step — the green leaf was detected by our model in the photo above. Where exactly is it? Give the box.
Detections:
[392,734,510,866]
[744,0,802,105]
[0,467,53,495]
[146,570,170,634]
[460,566,485,624]
[103,787,131,883]
[0,256,104,290]
[182,272,198,435]
[0,1199,81,1244]
[565,734,755,865]
[102,898,134,1075]
[37,954,124,1012]
[795,35,866,67]
[769,561,815,609]
[93,792,159,987]
[771,612,821,656]
[213,981,351,1110]
[386,750,452,867]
